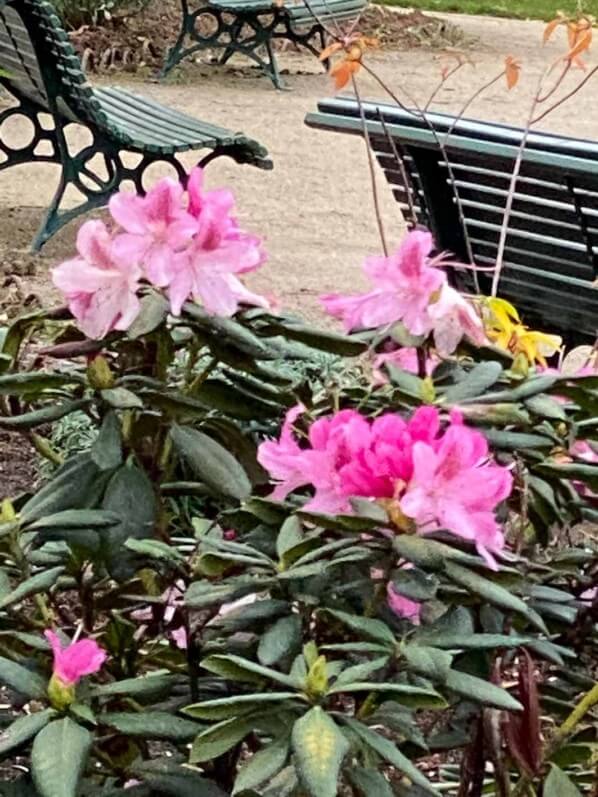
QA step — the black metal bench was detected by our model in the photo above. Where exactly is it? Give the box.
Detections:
[305,97,598,343]
[162,0,367,90]
[0,0,271,251]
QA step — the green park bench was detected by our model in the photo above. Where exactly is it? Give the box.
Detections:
[0,0,271,251]
[306,97,598,343]
[162,0,367,90]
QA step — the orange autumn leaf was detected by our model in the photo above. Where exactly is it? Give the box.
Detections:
[331,58,360,90]
[319,41,343,61]
[505,56,521,89]
[566,27,592,60]
[543,16,562,44]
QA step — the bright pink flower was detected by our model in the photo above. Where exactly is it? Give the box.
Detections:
[109,177,197,287]
[372,346,437,385]
[167,169,267,316]
[45,630,106,686]
[321,231,445,335]
[52,220,142,339]
[428,284,487,356]
[400,417,512,569]
[387,582,421,625]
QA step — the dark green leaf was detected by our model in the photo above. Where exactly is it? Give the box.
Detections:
[446,670,522,711]
[543,765,583,797]
[393,536,484,570]
[401,645,453,681]
[525,394,567,421]
[91,672,176,699]
[190,717,253,764]
[258,615,302,666]
[26,510,118,532]
[0,709,56,755]
[101,712,202,741]
[127,293,170,338]
[31,718,91,797]
[91,412,122,471]
[233,737,289,794]
[185,693,300,721]
[0,372,82,396]
[482,429,554,450]
[347,768,394,797]
[0,566,64,610]
[329,682,446,709]
[201,654,297,688]
[344,718,436,793]
[100,388,143,409]
[0,399,88,430]
[20,454,103,524]
[443,361,503,402]
[171,424,251,501]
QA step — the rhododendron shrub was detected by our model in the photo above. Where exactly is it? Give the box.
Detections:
[0,177,596,797]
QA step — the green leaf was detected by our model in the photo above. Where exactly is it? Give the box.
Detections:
[446,670,522,711]
[190,717,253,764]
[443,361,503,402]
[233,737,290,794]
[444,562,547,632]
[26,510,118,532]
[334,656,390,687]
[100,387,143,409]
[0,372,83,396]
[20,453,102,524]
[124,538,185,564]
[91,412,122,471]
[344,718,436,794]
[193,379,280,420]
[258,615,302,666]
[91,672,176,699]
[401,645,453,682]
[418,633,530,651]
[31,718,92,797]
[201,654,297,688]
[170,424,251,501]
[387,365,426,399]
[393,536,484,570]
[291,707,349,797]
[321,609,395,646]
[101,464,156,580]
[184,577,270,609]
[264,319,365,356]
[468,375,557,403]
[392,568,438,601]
[328,682,446,709]
[127,292,170,338]
[482,429,554,450]
[101,712,202,741]
[347,767,394,797]
[276,516,303,561]
[0,709,56,755]
[185,693,301,721]
[543,764,583,797]
[525,394,567,421]
[0,566,64,610]
[0,399,88,430]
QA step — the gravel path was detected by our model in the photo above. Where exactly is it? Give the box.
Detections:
[1,11,598,322]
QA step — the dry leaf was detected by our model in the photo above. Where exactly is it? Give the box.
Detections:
[505,55,521,89]
[543,16,562,44]
[319,41,342,61]
[566,27,592,61]
[331,58,360,90]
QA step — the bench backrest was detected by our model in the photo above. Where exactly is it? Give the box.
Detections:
[0,0,105,125]
[306,98,598,342]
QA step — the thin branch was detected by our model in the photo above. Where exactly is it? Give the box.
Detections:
[531,63,598,125]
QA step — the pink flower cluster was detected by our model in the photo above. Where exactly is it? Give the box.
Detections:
[321,230,486,357]
[52,169,268,339]
[258,405,512,569]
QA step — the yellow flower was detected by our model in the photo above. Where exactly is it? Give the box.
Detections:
[482,297,562,367]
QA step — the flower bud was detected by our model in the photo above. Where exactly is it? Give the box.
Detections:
[87,355,115,390]
[47,673,76,710]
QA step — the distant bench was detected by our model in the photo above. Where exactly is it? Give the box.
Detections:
[0,0,271,251]
[306,97,598,343]
[162,0,367,90]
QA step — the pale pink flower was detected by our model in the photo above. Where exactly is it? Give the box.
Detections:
[387,582,421,625]
[321,230,445,335]
[45,630,106,686]
[109,177,197,287]
[400,415,512,569]
[570,440,598,463]
[167,168,267,316]
[52,220,142,339]
[428,284,487,356]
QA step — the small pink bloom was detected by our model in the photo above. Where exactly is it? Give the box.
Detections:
[45,630,106,686]
[387,582,421,625]
[400,422,512,569]
[321,230,445,335]
[428,284,487,356]
[110,177,197,287]
[167,168,267,316]
[52,221,142,339]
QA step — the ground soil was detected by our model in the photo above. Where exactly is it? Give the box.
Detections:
[1,10,598,494]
